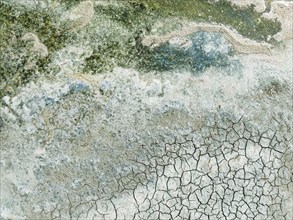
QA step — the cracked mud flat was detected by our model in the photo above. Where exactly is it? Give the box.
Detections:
[0,0,293,219]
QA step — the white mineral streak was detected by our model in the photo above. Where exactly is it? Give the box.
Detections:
[66,0,95,32]
[141,22,273,54]
[262,1,293,41]
[21,32,48,57]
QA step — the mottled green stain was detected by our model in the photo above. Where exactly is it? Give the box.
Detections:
[2,4,70,51]
[128,0,281,42]
[0,0,76,52]
[84,0,281,75]
[56,0,82,8]
[95,1,153,30]
[0,1,71,98]
[84,2,155,74]
[0,0,284,97]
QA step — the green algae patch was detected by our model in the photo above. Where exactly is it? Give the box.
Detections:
[0,0,283,96]
[0,1,72,98]
[128,0,281,42]
[56,0,82,9]
[84,40,137,74]
[83,0,281,75]
[95,1,152,30]
[0,2,71,52]
[83,1,156,74]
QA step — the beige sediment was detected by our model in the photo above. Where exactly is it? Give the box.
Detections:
[68,73,98,85]
[142,22,273,55]
[67,0,95,32]
[21,32,49,57]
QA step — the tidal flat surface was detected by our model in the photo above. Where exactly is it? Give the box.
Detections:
[0,0,292,219]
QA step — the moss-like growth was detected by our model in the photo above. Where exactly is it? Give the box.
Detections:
[0,2,70,51]
[95,1,152,30]
[0,1,71,98]
[83,29,149,74]
[83,0,281,75]
[84,40,134,73]
[128,0,281,42]
[55,0,82,9]
[83,2,155,74]
[0,0,283,95]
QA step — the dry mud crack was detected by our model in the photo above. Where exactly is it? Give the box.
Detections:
[0,0,292,219]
